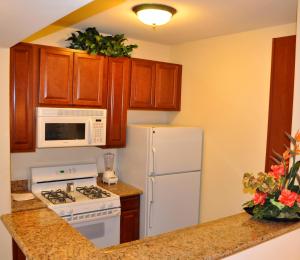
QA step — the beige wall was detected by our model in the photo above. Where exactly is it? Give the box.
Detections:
[292,3,300,138]
[0,48,12,259]
[169,23,297,222]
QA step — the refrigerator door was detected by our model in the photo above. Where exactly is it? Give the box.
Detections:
[147,171,200,237]
[152,127,203,175]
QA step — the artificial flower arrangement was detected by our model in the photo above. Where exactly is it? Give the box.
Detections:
[243,131,300,220]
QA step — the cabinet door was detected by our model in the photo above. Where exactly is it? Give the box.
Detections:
[39,47,73,105]
[120,209,140,243]
[155,63,182,110]
[10,43,37,152]
[73,53,108,107]
[129,59,155,109]
[106,57,130,147]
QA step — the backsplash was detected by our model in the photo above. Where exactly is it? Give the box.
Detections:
[11,147,116,181]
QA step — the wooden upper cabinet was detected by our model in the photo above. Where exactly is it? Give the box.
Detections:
[10,43,37,152]
[129,59,155,108]
[73,53,108,107]
[106,57,130,147]
[155,63,181,110]
[39,47,73,105]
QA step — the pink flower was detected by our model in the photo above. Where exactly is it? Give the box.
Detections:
[269,164,285,180]
[253,192,267,205]
[278,189,298,207]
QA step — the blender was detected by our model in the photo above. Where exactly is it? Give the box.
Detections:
[102,153,118,184]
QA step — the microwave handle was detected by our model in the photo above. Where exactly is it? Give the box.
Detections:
[88,119,93,144]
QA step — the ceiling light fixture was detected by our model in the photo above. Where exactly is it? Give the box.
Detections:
[132,3,177,27]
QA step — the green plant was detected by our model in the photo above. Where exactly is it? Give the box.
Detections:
[66,27,138,57]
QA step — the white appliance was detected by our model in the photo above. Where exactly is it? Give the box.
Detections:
[102,153,118,184]
[119,125,203,238]
[36,107,107,148]
[31,163,120,248]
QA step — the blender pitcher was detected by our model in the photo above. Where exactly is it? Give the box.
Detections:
[102,153,118,184]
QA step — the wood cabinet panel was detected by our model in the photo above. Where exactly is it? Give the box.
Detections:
[155,63,181,110]
[73,53,108,107]
[106,57,130,147]
[129,59,155,108]
[13,239,26,260]
[39,47,73,105]
[265,35,296,172]
[10,43,36,152]
[120,209,140,243]
[120,195,140,243]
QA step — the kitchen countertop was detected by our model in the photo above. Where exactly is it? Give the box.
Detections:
[11,195,47,213]
[97,179,143,197]
[3,208,300,260]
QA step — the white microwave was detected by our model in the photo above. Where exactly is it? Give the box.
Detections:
[36,107,107,148]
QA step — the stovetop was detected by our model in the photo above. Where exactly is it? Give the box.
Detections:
[41,189,76,204]
[40,185,114,205]
[31,164,120,217]
[76,185,111,199]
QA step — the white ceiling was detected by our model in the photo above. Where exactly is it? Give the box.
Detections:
[71,0,298,44]
[0,0,92,47]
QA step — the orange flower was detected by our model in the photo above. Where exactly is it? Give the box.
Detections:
[269,164,285,180]
[279,189,298,207]
[253,192,267,205]
[295,144,300,155]
[295,130,300,142]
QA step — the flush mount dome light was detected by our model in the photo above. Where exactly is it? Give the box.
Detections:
[132,4,177,26]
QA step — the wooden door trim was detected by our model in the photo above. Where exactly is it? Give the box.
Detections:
[265,35,296,172]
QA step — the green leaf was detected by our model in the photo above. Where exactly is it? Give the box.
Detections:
[270,199,285,210]
[65,27,138,57]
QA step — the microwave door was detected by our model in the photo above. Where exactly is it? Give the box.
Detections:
[37,117,90,148]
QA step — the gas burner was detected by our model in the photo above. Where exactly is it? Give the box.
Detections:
[76,185,111,199]
[41,189,76,204]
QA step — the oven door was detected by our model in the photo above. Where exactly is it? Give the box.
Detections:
[70,212,120,248]
[37,116,90,148]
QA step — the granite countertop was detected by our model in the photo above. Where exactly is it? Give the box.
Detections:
[97,180,143,197]
[11,195,47,213]
[3,208,300,260]
[11,180,47,213]
[2,208,99,260]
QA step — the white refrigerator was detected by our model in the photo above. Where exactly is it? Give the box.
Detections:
[119,125,203,238]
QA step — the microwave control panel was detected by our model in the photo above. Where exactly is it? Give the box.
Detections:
[92,118,106,144]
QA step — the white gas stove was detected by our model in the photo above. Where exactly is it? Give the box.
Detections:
[31,163,120,248]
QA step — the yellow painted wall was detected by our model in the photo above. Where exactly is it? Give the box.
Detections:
[0,48,12,259]
[169,23,297,222]
[292,3,300,139]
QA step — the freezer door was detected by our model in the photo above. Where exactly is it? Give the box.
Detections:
[147,171,200,237]
[152,127,203,175]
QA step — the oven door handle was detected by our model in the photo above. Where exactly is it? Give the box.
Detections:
[67,209,121,224]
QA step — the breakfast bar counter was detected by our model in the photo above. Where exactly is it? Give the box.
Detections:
[3,208,300,260]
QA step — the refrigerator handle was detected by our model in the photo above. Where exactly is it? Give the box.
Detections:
[149,177,155,229]
[152,147,156,174]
